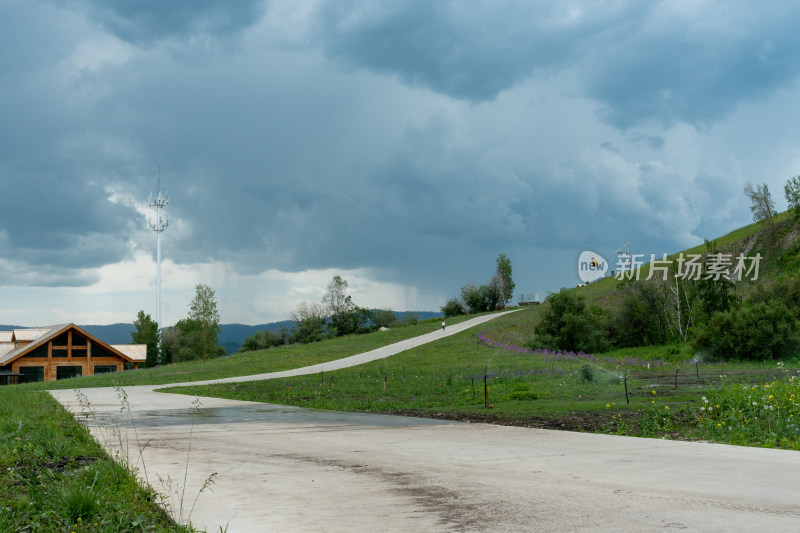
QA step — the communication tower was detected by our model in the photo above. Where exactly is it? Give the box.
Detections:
[148,168,168,356]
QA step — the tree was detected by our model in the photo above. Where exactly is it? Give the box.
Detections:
[744,181,776,231]
[160,319,204,363]
[460,284,483,313]
[322,275,355,317]
[441,297,466,317]
[321,275,369,336]
[187,283,223,360]
[290,301,327,343]
[785,176,800,220]
[534,288,610,353]
[131,310,159,367]
[369,309,397,329]
[494,254,515,308]
[460,283,500,314]
[330,306,370,336]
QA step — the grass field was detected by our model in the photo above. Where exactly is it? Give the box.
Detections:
[0,388,194,532]
[163,307,800,449]
[22,315,483,391]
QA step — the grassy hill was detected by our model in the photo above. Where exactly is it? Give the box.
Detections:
[158,212,800,448]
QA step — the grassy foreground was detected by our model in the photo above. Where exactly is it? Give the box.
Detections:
[0,388,193,532]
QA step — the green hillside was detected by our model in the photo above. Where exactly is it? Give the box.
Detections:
[164,212,800,449]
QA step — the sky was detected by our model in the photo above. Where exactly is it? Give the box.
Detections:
[2,0,800,327]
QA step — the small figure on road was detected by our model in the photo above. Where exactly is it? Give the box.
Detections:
[442,319,446,331]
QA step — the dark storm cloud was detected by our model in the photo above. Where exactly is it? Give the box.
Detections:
[584,3,800,128]
[310,1,800,128]
[309,0,606,102]
[2,0,799,308]
[75,0,264,45]
[0,164,136,272]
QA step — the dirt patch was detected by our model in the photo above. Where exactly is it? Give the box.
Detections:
[276,452,487,531]
[388,409,642,434]
[40,455,98,472]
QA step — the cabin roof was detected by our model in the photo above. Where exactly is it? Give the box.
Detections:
[0,324,146,365]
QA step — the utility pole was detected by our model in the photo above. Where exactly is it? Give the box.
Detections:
[148,168,168,362]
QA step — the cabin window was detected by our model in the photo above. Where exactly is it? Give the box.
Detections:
[72,333,88,347]
[92,345,117,359]
[71,347,87,358]
[52,348,68,358]
[93,365,117,375]
[56,366,82,380]
[19,366,44,383]
[27,344,48,358]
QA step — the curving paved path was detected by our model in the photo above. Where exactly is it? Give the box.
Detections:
[167,310,520,388]
[50,310,800,532]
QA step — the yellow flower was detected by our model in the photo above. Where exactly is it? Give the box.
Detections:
[664,405,670,410]
[652,390,656,395]
[606,403,611,409]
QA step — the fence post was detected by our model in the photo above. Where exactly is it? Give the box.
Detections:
[484,369,489,409]
[624,375,629,405]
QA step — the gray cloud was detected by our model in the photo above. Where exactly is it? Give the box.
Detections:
[74,0,265,46]
[308,1,800,128]
[584,3,800,128]
[1,0,798,315]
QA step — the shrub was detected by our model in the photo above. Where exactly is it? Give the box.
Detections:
[579,364,594,382]
[239,329,284,352]
[746,277,800,321]
[441,298,466,317]
[535,288,610,353]
[399,312,419,326]
[370,309,397,329]
[692,299,800,361]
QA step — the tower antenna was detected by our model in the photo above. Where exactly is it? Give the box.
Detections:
[148,166,168,362]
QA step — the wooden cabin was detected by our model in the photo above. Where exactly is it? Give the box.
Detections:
[0,324,146,383]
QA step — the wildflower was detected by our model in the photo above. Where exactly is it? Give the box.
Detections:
[652,390,657,395]
[701,396,707,401]
[700,406,705,411]
[606,403,611,409]
[708,407,712,412]
[753,402,757,406]
[664,405,670,410]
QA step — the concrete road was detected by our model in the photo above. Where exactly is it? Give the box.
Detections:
[50,312,800,532]
[51,388,800,533]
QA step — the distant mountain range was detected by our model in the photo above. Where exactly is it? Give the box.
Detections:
[0,311,442,354]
